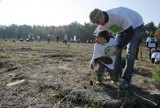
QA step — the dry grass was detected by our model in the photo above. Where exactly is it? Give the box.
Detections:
[0,40,159,108]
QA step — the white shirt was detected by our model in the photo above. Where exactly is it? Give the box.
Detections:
[151,52,160,62]
[98,7,143,34]
[146,36,158,48]
[64,35,68,41]
[90,38,117,69]
[73,36,77,42]
[146,36,158,43]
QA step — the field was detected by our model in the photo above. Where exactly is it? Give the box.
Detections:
[0,40,160,108]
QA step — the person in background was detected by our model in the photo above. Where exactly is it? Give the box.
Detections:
[90,30,117,84]
[146,30,158,60]
[56,36,59,43]
[73,36,77,43]
[47,34,51,44]
[89,7,143,89]
[63,34,68,45]
[37,36,41,42]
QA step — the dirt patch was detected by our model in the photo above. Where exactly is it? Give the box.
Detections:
[0,60,20,72]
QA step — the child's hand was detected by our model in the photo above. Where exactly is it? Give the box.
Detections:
[90,63,97,70]
[91,64,94,70]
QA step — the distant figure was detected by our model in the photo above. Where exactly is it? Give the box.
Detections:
[56,36,59,43]
[86,40,88,43]
[146,30,158,59]
[47,34,51,44]
[63,34,68,45]
[70,38,73,42]
[31,36,34,42]
[73,36,77,43]
[26,38,29,42]
[19,38,24,42]
[151,48,160,64]
[37,36,41,42]
[77,39,80,43]
[28,34,31,41]
[90,40,93,43]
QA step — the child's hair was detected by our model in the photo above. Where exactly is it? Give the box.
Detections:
[97,30,110,42]
[151,48,156,53]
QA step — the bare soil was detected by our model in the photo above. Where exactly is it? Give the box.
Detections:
[0,41,160,108]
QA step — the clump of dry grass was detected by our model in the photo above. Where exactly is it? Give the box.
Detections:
[32,58,41,65]
[0,52,11,58]
[152,69,160,82]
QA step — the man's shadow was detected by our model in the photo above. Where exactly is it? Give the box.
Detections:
[100,83,159,108]
[99,68,160,108]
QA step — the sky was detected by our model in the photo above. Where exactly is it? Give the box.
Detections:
[0,0,160,27]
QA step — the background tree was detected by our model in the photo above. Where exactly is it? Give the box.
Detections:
[158,23,160,28]
[0,21,160,43]
[155,28,160,44]
[141,22,158,44]
[145,21,157,33]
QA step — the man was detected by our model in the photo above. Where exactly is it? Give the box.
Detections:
[89,7,143,89]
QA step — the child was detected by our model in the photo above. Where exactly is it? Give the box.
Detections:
[151,48,160,64]
[90,30,117,84]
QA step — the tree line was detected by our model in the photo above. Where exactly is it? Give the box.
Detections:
[0,21,160,43]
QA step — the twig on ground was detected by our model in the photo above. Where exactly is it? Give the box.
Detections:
[134,93,157,106]
[6,79,26,87]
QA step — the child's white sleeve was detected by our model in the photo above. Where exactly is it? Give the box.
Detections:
[90,43,101,65]
[92,43,102,59]
[89,44,97,67]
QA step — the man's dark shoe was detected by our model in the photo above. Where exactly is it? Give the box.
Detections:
[119,79,128,90]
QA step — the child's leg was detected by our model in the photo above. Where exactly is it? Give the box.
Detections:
[96,60,106,82]
[107,68,117,82]
[96,56,114,81]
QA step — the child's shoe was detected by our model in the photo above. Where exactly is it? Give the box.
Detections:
[119,79,128,90]
[96,75,103,85]
[96,75,103,82]
[108,70,117,82]
[95,81,102,85]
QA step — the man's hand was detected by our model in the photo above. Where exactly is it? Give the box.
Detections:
[114,46,121,56]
